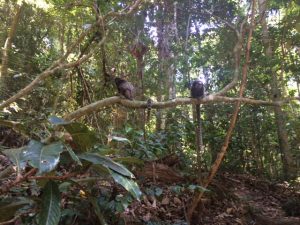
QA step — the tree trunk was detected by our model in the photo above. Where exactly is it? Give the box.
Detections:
[156,0,176,131]
[258,0,295,179]
[251,110,263,175]
[0,3,23,100]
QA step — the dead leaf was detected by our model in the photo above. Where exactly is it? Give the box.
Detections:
[162,197,170,205]
[226,207,233,214]
[174,197,181,204]
[235,218,243,224]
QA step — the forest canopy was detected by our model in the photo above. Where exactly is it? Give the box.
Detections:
[0,0,300,224]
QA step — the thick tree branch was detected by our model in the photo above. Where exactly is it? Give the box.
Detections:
[64,95,281,121]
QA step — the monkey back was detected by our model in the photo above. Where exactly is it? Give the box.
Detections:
[115,77,135,100]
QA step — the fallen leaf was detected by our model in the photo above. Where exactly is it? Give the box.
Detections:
[174,197,181,204]
[162,197,170,205]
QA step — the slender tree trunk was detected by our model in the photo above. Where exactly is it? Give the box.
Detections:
[251,111,263,175]
[156,1,171,131]
[59,19,65,56]
[0,3,23,100]
[258,0,295,179]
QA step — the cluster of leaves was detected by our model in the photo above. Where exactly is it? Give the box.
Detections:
[0,116,142,225]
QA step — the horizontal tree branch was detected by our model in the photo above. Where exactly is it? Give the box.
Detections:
[64,95,285,121]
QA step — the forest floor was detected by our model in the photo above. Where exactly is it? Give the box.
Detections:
[122,170,300,225]
[0,127,300,225]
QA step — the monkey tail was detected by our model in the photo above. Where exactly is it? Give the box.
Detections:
[146,99,152,122]
[196,104,200,125]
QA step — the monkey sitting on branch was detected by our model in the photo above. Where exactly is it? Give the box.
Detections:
[190,78,205,176]
[190,78,205,125]
[114,77,135,100]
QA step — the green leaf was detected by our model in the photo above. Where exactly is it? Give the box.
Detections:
[48,116,71,125]
[110,171,142,200]
[91,164,111,176]
[65,146,82,166]
[2,147,27,174]
[22,140,64,174]
[38,181,61,225]
[188,184,210,192]
[0,197,32,222]
[63,123,99,152]
[111,136,131,144]
[79,153,134,178]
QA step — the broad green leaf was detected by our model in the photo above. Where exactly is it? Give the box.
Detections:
[38,181,61,225]
[59,182,72,193]
[65,146,82,166]
[48,116,71,125]
[79,153,134,178]
[0,197,32,222]
[2,147,27,174]
[91,164,110,176]
[111,136,131,144]
[110,171,142,200]
[63,123,99,152]
[22,140,64,174]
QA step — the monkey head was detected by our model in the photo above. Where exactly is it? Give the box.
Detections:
[191,79,205,98]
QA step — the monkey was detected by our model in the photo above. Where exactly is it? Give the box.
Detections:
[190,78,205,139]
[114,77,135,100]
[190,79,205,176]
[191,79,205,99]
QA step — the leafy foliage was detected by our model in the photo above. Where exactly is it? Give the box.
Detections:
[22,141,64,174]
[38,181,61,225]
[1,0,300,224]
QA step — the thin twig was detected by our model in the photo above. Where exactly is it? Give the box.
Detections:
[0,168,38,194]
[28,172,77,181]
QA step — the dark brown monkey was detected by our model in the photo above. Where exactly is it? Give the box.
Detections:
[115,77,135,100]
[191,79,205,119]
